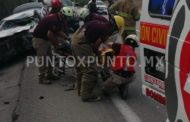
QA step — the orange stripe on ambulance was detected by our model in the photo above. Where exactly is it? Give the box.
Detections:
[140,22,168,49]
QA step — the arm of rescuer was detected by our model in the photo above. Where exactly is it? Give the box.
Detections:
[57,30,70,40]
[57,17,70,41]
[71,26,85,45]
[47,30,59,49]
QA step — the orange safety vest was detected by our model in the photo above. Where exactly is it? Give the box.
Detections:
[112,44,136,72]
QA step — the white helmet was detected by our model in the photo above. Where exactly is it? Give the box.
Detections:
[78,7,90,20]
[125,34,139,42]
[124,34,139,48]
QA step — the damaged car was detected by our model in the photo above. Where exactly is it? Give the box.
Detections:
[0,9,40,62]
[13,2,45,18]
[14,1,80,33]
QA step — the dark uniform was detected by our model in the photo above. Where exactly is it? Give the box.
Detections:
[33,13,65,83]
[71,20,114,101]
[103,43,136,99]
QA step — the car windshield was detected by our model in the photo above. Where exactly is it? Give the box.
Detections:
[0,21,3,26]
[0,17,36,30]
[0,21,4,29]
[62,0,72,6]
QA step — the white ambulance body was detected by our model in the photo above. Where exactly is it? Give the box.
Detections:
[165,0,190,121]
[139,0,175,105]
[139,0,190,121]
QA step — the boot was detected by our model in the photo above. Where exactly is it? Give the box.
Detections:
[82,94,102,102]
[46,72,60,80]
[118,83,128,99]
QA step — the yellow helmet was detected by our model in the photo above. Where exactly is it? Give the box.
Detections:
[113,15,125,35]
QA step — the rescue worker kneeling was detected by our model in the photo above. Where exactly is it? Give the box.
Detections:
[71,16,125,102]
[32,7,68,84]
[102,42,138,99]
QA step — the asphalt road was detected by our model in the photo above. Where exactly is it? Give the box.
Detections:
[0,48,167,122]
[0,59,25,122]
[15,62,127,122]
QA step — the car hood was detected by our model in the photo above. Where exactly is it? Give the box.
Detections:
[0,25,31,38]
[4,10,36,21]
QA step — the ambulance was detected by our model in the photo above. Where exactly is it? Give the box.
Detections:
[139,0,190,121]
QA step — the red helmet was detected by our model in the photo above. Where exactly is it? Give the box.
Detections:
[51,0,62,8]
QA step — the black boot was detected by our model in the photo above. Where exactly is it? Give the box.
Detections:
[46,72,60,80]
[118,83,128,100]
[82,95,102,102]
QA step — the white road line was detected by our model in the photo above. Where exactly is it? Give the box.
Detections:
[111,95,142,122]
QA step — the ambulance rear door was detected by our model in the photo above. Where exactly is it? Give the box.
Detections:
[139,0,176,105]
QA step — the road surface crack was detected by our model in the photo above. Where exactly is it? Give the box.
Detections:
[12,61,26,122]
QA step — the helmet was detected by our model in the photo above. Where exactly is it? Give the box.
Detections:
[113,15,125,35]
[124,34,139,49]
[51,0,62,8]
[60,7,74,17]
[78,8,90,20]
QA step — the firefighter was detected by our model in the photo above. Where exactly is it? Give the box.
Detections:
[32,9,69,84]
[102,36,139,99]
[71,16,125,102]
[109,0,140,38]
